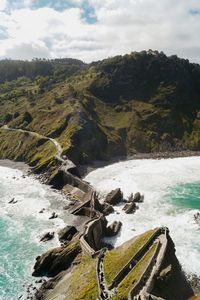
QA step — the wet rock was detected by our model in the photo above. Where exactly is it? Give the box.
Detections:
[8,198,18,204]
[39,208,45,213]
[40,232,55,242]
[194,212,200,224]
[105,221,122,236]
[58,226,78,243]
[104,188,123,206]
[133,192,144,203]
[123,201,137,214]
[127,192,144,203]
[49,212,58,219]
[102,203,114,216]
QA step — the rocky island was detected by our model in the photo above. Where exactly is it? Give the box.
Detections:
[0,51,200,299]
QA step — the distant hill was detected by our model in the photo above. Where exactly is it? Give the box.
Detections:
[1,50,200,174]
[0,58,85,83]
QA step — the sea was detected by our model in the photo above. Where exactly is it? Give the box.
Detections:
[0,163,73,300]
[1,156,200,299]
[85,156,200,276]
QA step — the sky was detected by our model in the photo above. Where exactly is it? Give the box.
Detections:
[0,0,200,63]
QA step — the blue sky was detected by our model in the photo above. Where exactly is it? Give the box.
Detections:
[0,0,200,62]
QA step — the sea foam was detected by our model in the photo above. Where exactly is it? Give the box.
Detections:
[0,165,72,300]
[85,156,200,275]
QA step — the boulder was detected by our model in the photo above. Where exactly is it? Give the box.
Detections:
[105,221,122,237]
[127,192,144,203]
[40,232,55,242]
[123,201,137,214]
[102,203,114,216]
[104,188,123,206]
[32,240,81,277]
[58,226,78,243]
[8,197,18,204]
[127,193,134,202]
[133,192,144,203]
[49,212,58,219]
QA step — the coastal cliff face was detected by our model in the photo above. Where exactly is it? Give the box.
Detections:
[1,51,200,178]
[34,229,193,300]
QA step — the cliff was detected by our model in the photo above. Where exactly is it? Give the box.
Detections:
[1,51,200,179]
[34,228,193,300]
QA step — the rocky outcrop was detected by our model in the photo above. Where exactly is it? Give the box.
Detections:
[58,226,78,243]
[40,232,55,242]
[101,203,115,216]
[32,240,81,277]
[104,188,123,206]
[126,192,144,203]
[123,201,137,214]
[105,221,122,237]
[149,233,194,300]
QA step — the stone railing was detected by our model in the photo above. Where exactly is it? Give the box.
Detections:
[79,209,104,256]
[108,228,164,290]
[96,248,113,300]
[128,227,169,300]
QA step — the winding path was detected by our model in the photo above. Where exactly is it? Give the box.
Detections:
[1,124,64,162]
[96,228,168,300]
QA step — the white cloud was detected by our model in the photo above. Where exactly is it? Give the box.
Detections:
[0,0,7,11]
[0,0,200,62]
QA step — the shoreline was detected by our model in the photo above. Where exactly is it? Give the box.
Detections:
[1,155,200,297]
[80,150,200,176]
[0,159,30,173]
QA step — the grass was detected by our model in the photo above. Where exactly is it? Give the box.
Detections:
[65,255,98,300]
[104,229,156,286]
[110,243,157,300]
[0,129,57,172]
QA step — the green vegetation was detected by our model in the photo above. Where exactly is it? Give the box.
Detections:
[111,243,157,300]
[45,229,158,300]
[0,129,57,173]
[1,50,200,175]
[45,254,99,300]
[104,229,156,285]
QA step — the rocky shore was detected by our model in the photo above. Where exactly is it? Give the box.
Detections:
[1,154,200,300]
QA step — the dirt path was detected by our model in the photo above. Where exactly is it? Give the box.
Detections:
[1,125,63,160]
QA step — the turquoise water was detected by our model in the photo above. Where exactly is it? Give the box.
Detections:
[86,156,200,275]
[0,216,48,299]
[0,165,69,300]
[167,182,200,210]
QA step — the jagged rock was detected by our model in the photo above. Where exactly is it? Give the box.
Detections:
[123,201,137,214]
[8,197,18,204]
[40,232,55,242]
[32,240,81,277]
[83,215,108,251]
[58,226,78,243]
[102,203,114,216]
[127,192,144,203]
[127,193,134,202]
[105,221,122,236]
[104,188,123,206]
[49,212,58,219]
[194,212,200,224]
[133,192,144,203]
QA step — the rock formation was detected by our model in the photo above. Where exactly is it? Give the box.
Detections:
[58,226,78,243]
[104,188,123,206]
[32,239,81,277]
[105,221,122,237]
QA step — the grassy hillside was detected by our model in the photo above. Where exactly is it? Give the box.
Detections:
[1,50,200,173]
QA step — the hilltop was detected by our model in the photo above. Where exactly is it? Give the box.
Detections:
[1,50,200,178]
